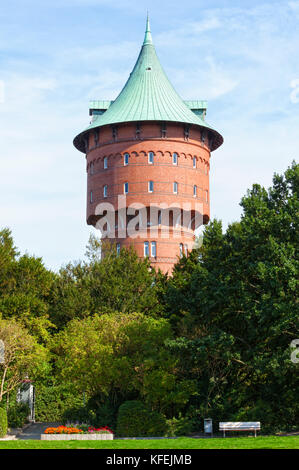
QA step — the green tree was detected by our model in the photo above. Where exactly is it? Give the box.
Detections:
[0,318,49,403]
[164,162,299,429]
[51,312,194,416]
[0,228,55,342]
[49,239,165,329]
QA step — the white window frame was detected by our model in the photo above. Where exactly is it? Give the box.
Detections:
[173,181,178,194]
[158,211,162,225]
[151,241,156,258]
[104,157,108,169]
[144,241,149,257]
[124,153,129,166]
[103,185,108,198]
[148,181,154,193]
[172,152,178,165]
[193,185,197,197]
[148,152,154,164]
[179,243,183,258]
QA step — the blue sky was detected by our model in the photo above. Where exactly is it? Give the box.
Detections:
[0,0,298,271]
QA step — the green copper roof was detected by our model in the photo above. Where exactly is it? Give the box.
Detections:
[74,18,223,152]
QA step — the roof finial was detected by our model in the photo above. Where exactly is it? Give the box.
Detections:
[143,12,153,45]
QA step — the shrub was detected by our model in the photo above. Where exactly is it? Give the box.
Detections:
[0,407,8,438]
[116,401,167,437]
[34,384,84,422]
[166,414,194,436]
[7,403,30,428]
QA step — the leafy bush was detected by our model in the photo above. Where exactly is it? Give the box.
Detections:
[62,406,95,426]
[0,407,8,438]
[7,403,30,428]
[34,384,84,422]
[116,401,167,437]
[166,414,194,436]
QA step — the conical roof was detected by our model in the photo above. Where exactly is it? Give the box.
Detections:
[74,18,223,152]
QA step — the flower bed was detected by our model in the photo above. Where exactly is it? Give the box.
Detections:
[41,425,114,440]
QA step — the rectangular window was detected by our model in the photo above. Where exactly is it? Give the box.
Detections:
[90,191,93,203]
[104,157,108,169]
[151,241,156,258]
[148,181,154,193]
[124,182,129,194]
[144,241,149,257]
[148,152,154,164]
[90,162,94,175]
[193,185,197,197]
[179,243,183,258]
[173,153,178,165]
[103,185,107,198]
[184,244,188,256]
[193,157,196,168]
[124,153,129,165]
[173,182,178,194]
[158,211,162,225]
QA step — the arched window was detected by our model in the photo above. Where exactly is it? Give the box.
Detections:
[193,157,196,168]
[90,162,94,175]
[124,153,129,166]
[124,182,129,194]
[172,152,178,165]
[148,181,154,193]
[144,241,149,257]
[173,182,178,194]
[103,185,108,198]
[104,157,108,169]
[148,152,154,164]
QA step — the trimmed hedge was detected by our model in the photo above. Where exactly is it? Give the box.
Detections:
[0,407,8,438]
[116,401,167,437]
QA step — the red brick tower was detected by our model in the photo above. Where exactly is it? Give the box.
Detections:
[74,18,223,274]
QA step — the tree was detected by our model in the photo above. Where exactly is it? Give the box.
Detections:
[0,318,48,403]
[164,161,299,429]
[49,240,165,329]
[51,312,195,416]
[0,228,55,342]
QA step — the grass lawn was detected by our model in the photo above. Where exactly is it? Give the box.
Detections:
[0,436,298,449]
